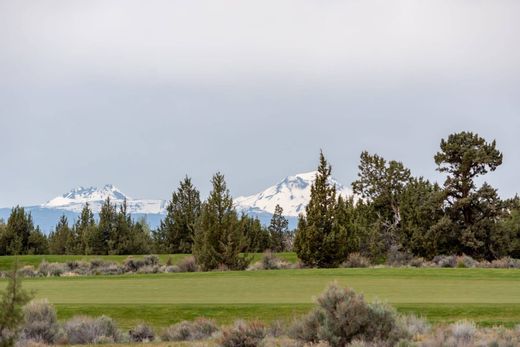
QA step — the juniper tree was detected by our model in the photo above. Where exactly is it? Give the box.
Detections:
[0,207,35,255]
[352,152,412,260]
[434,131,505,259]
[157,176,201,253]
[241,214,270,252]
[48,215,72,254]
[193,172,250,270]
[0,261,32,347]
[294,152,348,267]
[268,205,289,252]
[73,203,96,255]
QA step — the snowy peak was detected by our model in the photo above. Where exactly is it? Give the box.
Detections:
[41,185,165,214]
[235,171,352,217]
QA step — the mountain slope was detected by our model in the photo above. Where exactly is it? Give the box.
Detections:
[235,171,352,228]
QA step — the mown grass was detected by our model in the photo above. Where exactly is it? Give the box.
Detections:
[1,267,519,329]
[0,252,299,270]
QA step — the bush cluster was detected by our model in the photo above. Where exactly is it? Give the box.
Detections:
[160,318,218,341]
[289,283,407,347]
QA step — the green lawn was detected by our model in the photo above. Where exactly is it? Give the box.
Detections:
[1,267,519,329]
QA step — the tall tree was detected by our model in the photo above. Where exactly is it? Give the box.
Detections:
[1,207,34,255]
[157,176,201,253]
[434,131,505,259]
[268,205,289,252]
[0,261,32,347]
[73,203,96,255]
[352,152,412,260]
[294,152,348,267]
[48,215,73,254]
[193,173,250,271]
[87,198,117,255]
[241,215,270,252]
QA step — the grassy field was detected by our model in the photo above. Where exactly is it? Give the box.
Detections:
[0,253,299,271]
[1,267,519,329]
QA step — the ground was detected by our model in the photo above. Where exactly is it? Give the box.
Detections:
[1,264,519,329]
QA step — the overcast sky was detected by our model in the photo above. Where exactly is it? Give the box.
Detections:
[1,0,519,207]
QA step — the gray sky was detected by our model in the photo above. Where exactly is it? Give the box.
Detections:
[1,0,519,207]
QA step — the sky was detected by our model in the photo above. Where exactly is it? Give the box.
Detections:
[0,0,519,207]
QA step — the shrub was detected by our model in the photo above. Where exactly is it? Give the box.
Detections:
[22,300,60,344]
[433,255,457,268]
[129,324,155,342]
[489,257,520,269]
[97,263,124,275]
[164,265,181,273]
[289,283,406,347]
[123,257,145,272]
[456,255,477,268]
[63,315,121,344]
[219,320,267,347]
[144,255,160,267]
[136,265,159,274]
[37,261,67,277]
[177,256,198,272]
[450,321,476,344]
[386,246,412,267]
[249,251,291,271]
[399,315,430,337]
[409,258,425,268]
[160,318,218,341]
[17,266,37,278]
[341,253,370,268]
[66,261,90,275]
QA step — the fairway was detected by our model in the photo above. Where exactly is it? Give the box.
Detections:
[2,267,520,329]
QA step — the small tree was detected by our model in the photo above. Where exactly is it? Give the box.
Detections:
[268,205,289,252]
[157,176,201,254]
[294,151,348,267]
[193,173,250,271]
[48,215,72,254]
[0,261,32,347]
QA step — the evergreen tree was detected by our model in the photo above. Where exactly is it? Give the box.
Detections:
[26,227,48,255]
[268,205,289,252]
[352,152,412,260]
[73,203,96,255]
[193,173,250,271]
[294,152,348,267]
[2,207,34,255]
[48,215,73,254]
[241,214,270,252]
[126,218,153,254]
[0,261,32,347]
[157,176,201,253]
[434,131,505,259]
[87,198,117,255]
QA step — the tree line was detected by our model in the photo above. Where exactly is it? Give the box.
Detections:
[0,175,291,268]
[0,131,519,269]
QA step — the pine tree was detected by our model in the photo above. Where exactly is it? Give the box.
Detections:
[27,227,48,255]
[73,203,96,255]
[294,151,348,267]
[48,215,73,254]
[0,261,32,347]
[87,198,117,255]
[434,131,505,259]
[193,173,250,270]
[157,176,201,253]
[268,205,289,252]
[241,214,270,252]
[3,207,35,255]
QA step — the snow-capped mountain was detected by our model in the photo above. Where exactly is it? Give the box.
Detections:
[41,184,166,214]
[235,171,352,227]
[0,173,352,232]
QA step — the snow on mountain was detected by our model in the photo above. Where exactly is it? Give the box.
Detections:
[41,184,166,214]
[234,171,353,217]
